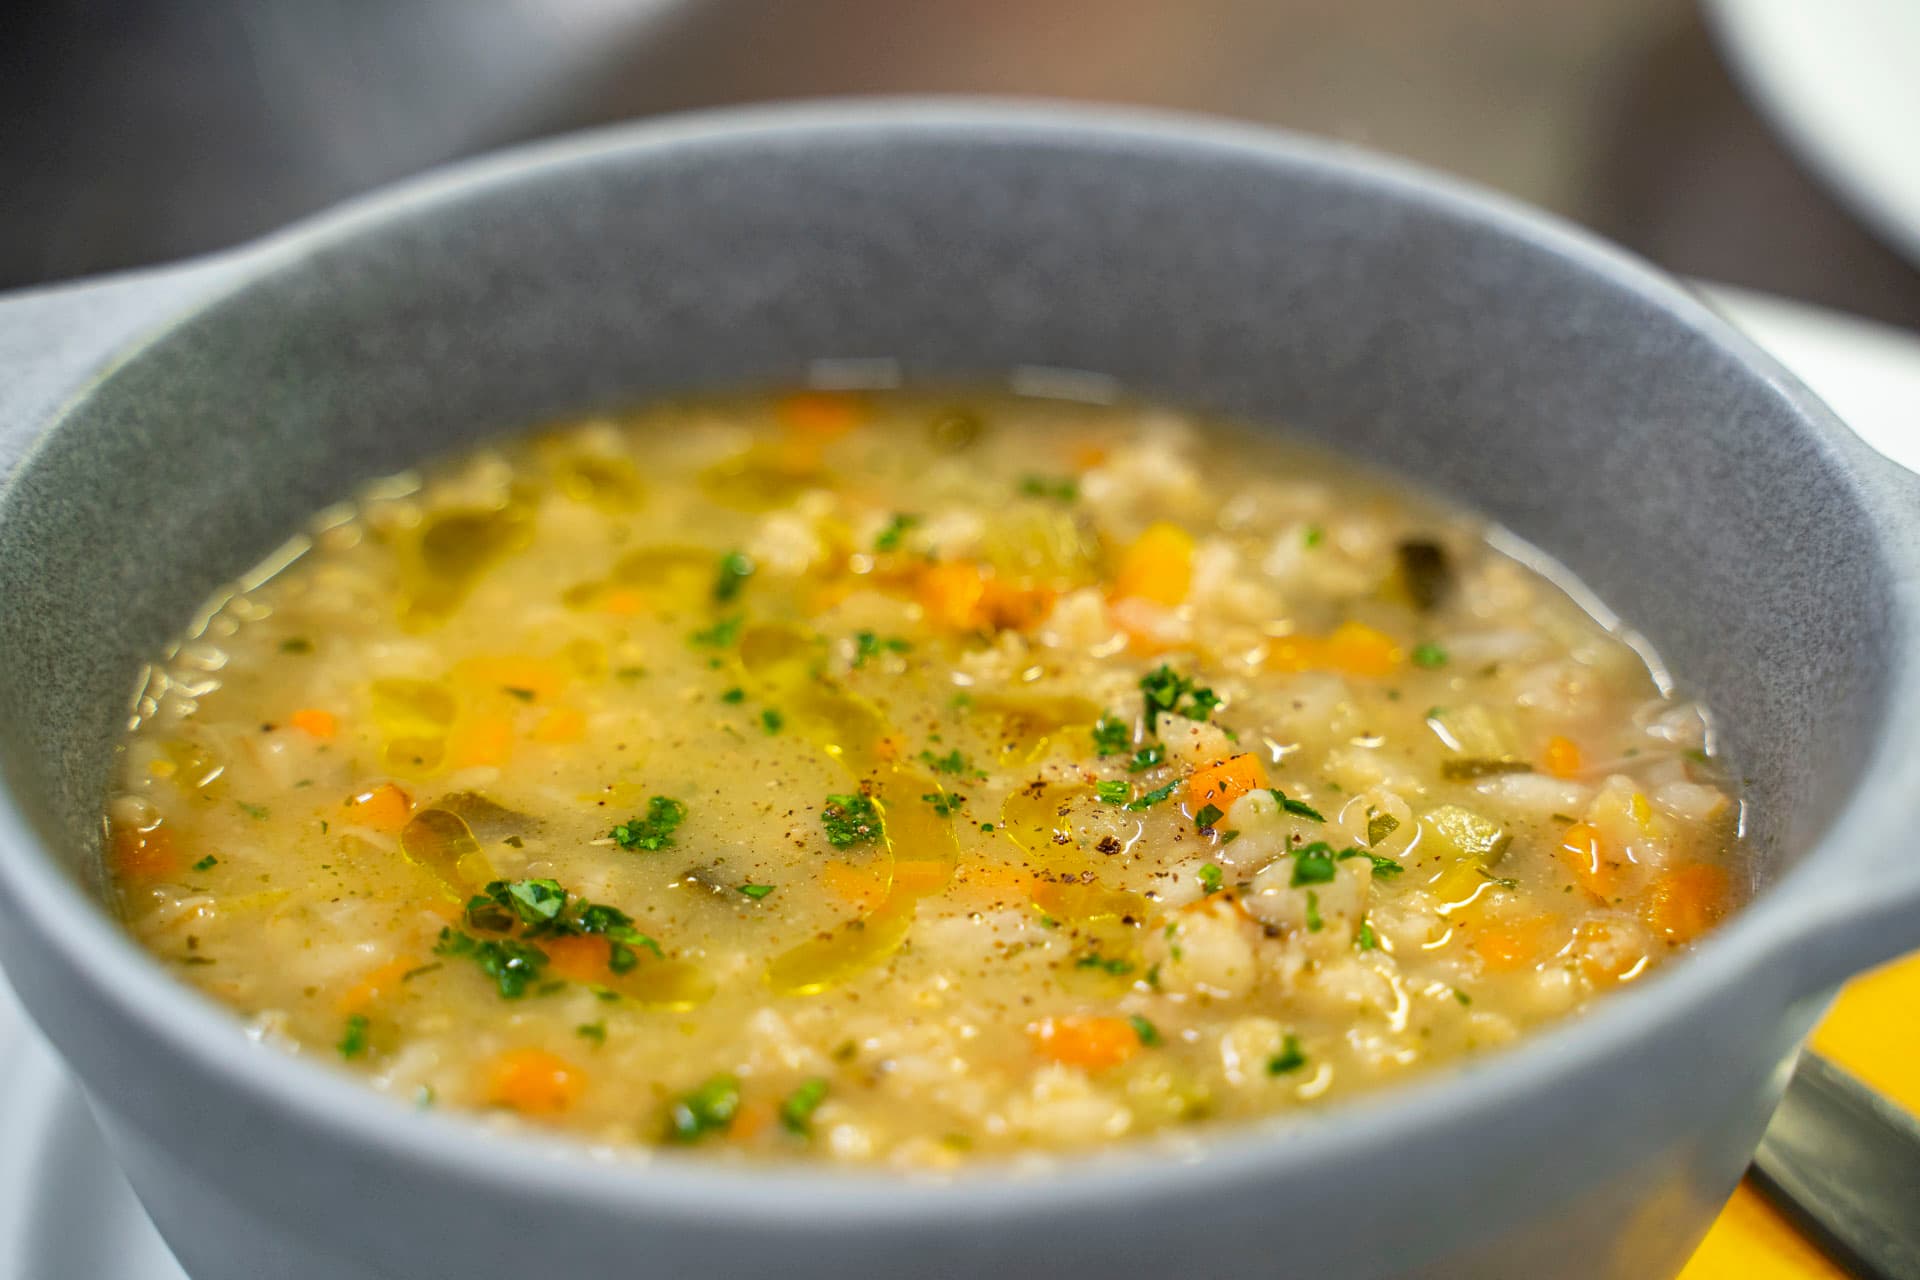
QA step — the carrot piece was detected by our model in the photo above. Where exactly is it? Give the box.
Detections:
[110,823,181,878]
[729,1098,777,1143]
[599,587,646,617]
[1320,621,1401,678]
[1574,920,1646,986]
[1186,753,1269,813]
[820,860,890,911]
[1643,864,1729,944]
[1071,443,1109,470]
[1028,1015,1141,1072]
[1472,918,1546,971]
[1555,821,1623,901]
[776,390,865,440]
[335,955,419,1015]
[346,782,413,834]
[541,935,614,984]
[446,714,514,769]
[1542,735,1583,779]
[917,561,988,630]
[288,708,338,740]
[481,1048,585,1115]
[530,706,586,745]
[1110,521,1194,606]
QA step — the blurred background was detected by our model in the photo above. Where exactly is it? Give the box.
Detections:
[4,0,1919,328]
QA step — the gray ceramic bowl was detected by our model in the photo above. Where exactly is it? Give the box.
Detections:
[1,101,1917,1280]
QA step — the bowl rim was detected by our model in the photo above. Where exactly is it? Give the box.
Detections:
[1,96,1916,1223]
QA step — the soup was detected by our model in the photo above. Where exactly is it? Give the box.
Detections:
[105,391,1743,1165]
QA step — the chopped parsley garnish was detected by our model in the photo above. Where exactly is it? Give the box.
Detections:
[713,550,755,603]
[338,1014,370,1059]
[433,929,549,999]
[1126,744,1164,773]
[501,685,536,702]
[1220,829,1241,843]
[462,879,665,978]
[1337,847,1404,879]
[852,630,912,667]
[780,1077,830,1136]
[611,796,687,852]
[1411,642,1448,669]
[1197,863,1225,895]
[1092,715,1132,756]
[1267,1035,1307,1074]
[1290,842,1339,886]
[192,855,218,872]
[720,687,746,704]
[1129,1014,1162,1047]
[1366,810,1401,846]
[1019,474,1079,501]
[822,793,881,847]
[980,821,996,833]
[1192,803,1224,830]
[1303,525,1325,549]
[577,1021,607,1045]
[738,883,776,900]
[1139,665,1219,727]
[918,747,969,774]
[1268,789,1324,822]
[279,636,313,654]
[665,1073,741,1143]
[1095,780,1131,805]
[922,791,966,817]
[1454,989,1473,1007]
[1304,890,1323,932]
[1127,780,1180,811]
[1355,919,1379,951]
[690,616,743,648]
[237,801,269,821]
[873,513,921,552]
[760,708,784,735]
[1074,951,1134,975]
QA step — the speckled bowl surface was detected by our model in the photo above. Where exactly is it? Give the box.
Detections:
[0,102,1917,1280]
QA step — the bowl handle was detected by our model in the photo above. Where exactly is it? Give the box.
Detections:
[0,262,237,478]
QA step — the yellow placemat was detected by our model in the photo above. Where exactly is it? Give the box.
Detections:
[1679,950,1920,1278]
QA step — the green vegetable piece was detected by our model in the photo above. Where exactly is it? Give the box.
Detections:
[918,748,968,775]
[1095,780,1131,805]
[780,1077,830,1135]
[433,929,549,998]
[1356,919,1379,951]
[1192,803,1224,830]
[720,687,747,704]
[1019,474,1078,501]
[1268,789,1324,822]
[1304,890,1323,933]
[1365,810,1400,847]
[713,550,755,603]
[1127,744,1165,773]
[690,616,744,648]
[338,1014,370,1060]
[1139,665,1220,729]
[1421,804,1512,863]
[738,883,775,900]
[1268,1035,1307,1075]
[611,796,688,852]
[921,792,965,818]
[1129,1014,1162,1047]
[874,513,921,552]
[1092,715,1131,756]
[821,793,881,848]
[192,855,218,872]
[1127,780,1179,811]
[760,708,785,735]
[1197,863,1225,896]
[1337,847,1404,879]
[1290,842,1338,886]
[576,1021,607,1045]
[1411,642,1448,669]
[666,1073,742,1143]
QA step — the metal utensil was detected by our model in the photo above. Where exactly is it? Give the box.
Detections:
[1753,1051,1920,1280]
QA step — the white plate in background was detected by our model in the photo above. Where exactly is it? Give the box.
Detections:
[0,285,1915,1279]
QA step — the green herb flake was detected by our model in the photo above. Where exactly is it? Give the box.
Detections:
[1092,715,1132,756]
[1290,841,1338,886]
[1303,525,1325,549]
[338,1014,370,1059]
[1356,919,1379,951]
[665,1073,742,1143]
[873,513,921,552]
[1267,1034,1308,1074]
[738,883,776,900]
[1074,951,1134,976]
[822,793,882,848]
[192,855,219,872]
[760,708,785,735]
[279,636,313,654]
[237,801,269,821]
[922,791,966,818]
[433,929,549,999]
[1127,780,1180,811]
[1454,989,1473,1007]
[1095,780,1132,805]
[1411,642,1448,669]
[713,550,755,603]
[918,747,969,775]
[1684,748,1711,765]
[576,1021,607,1045]
[1139,665,1220,728]
[1365,810,1401,847]
[1220,829,1242,844]
[1018,474,1079,502]
[1192,803,1224,830]
[610,795,688,852]
[780,1077,830,1135]
[1197,863,1225,896]
[1304,889,1323,933]
[1129,1014,1163,1047]
[1126,744,1165,773]
[690,616,744,649]
[719,687,747,704]
[1268,789,1324,822]
[501,685,537,702]
[979,821,996,833]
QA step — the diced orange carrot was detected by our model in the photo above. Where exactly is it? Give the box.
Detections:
[1110,521,1194,606]
[1028,1015,1141,1071]
[1320,621,1401,678]
[917,561,989,630]
[1071,443,1109,470]
[889,857,952,897]
[451,655,567,702]
[481,1048,585,1115]
[446,714,514,769]
[110,823,181,878]
[288,708,338,740]
[1574,921,1646,986]
[1472,918,1546,971]
[820,860,890,912]
[1186,753,1269,813]
[346,782,413,834]
[335,955,419,1015]
[729,1098,777,1143]
[1555,821,1623,901]
[776,390,865,440]
[1642,864,1729,944]
[1542,735,1583,779]
[541,935,615,984]
[530,706,586,745]
[599,587,646,616]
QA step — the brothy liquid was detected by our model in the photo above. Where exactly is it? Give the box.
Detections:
[107,391,1742,1166]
